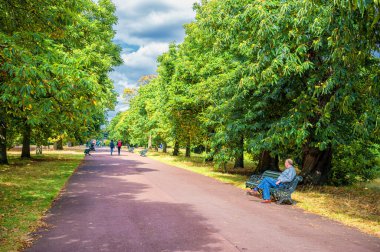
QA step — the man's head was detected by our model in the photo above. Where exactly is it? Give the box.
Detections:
[285,159,293,168]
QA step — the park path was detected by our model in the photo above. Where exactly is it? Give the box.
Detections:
[26,148,380,252]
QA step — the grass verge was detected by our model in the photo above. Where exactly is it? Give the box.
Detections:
[147,150,380,238]
[0,151,83,252]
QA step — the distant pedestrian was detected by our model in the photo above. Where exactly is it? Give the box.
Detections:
[117,140,122,155]
[110,140,115,155]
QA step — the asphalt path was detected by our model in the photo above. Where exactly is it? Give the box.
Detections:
[26,148,380,252]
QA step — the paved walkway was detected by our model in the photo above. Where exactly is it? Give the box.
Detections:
[27,148,380,252]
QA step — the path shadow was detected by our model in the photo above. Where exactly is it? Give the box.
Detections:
[26,159,226,252]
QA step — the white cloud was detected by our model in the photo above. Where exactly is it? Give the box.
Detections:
[121,42,168,70]
[113,0,197,45]
[108,0,198,119]
[109,71,132,92]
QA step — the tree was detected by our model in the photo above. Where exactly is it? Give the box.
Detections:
[181,0,379,182]
[108,0,379,185]
[0,0,121,161]
[1,0,78,162]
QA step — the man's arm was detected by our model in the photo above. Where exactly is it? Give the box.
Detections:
[277,167,296,183]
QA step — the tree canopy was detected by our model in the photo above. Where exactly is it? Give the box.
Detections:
[110,0,379,185]
[0,0,121,163]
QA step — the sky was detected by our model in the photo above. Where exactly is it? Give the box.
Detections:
[108,0,198,119]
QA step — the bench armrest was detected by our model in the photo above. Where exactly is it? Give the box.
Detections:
[248,174,262,183]
[245,174,263,188]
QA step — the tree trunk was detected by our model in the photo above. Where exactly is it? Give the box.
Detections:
[257,150,280,173]
[36,145,43,155]
[148,134,152,149]
[206,145,211,153]
[21,124,31,158]
[300,145,332,185]
[233,136,244,168]
[205,145,213,162]
[185,137,190,157]
[54,138,63,150]
[163,142,167,153]
[173,141,179,156]
[0,118,8,164]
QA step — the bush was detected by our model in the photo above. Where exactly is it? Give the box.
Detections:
[330,142,380,186]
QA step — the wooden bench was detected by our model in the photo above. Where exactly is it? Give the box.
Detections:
[139,149,148,157]
[246,170,303,204]
[84,148,91,156]
[128,147,135,153]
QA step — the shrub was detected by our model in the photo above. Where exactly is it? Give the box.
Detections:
[330,142,380,185]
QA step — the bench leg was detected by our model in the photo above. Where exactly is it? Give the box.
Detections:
[271,190,293,204]
[276,195,292,205]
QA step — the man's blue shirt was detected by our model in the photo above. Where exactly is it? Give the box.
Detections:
[277,166,296,183]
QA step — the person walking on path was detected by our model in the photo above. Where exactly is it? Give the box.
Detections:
[117,140,122,156]
[109,140,115,155]
[247,159,296,203]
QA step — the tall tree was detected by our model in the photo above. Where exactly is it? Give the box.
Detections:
[0,0,121,159]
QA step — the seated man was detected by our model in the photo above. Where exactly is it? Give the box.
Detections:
[248,159,296,203]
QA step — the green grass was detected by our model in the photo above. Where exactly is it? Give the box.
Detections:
[148,150,256,188]
[0,152,83,252]
[147,149,380,238]
[294,184,380,237]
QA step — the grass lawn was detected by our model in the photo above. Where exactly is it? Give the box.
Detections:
[0,150,84,252]
[147,149,380,238]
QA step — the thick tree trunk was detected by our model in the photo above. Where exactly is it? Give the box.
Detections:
[185,137,190,157]
[173,141,179,156]
[257,150,280,173]
[163,142,167,153]
[21,124,31,158]
[54,138,63,150]
[0,119,8,164]
[300,145,332,185]
[233,136,244,168]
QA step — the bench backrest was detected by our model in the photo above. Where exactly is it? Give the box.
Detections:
[261,170,281,180]
[261,170,302,193]
[281,175,303,192]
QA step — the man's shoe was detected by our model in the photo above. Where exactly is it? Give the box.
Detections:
[261,200,271,203]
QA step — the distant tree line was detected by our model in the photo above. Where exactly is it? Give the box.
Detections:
[108,0,380,185]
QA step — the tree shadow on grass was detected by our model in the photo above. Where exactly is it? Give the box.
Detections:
[296,185,380,224]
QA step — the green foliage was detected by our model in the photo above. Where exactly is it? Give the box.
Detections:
[0,0,122,155]
[109,0,379,184]
[107,111,130,144]
[331,143,380,185]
